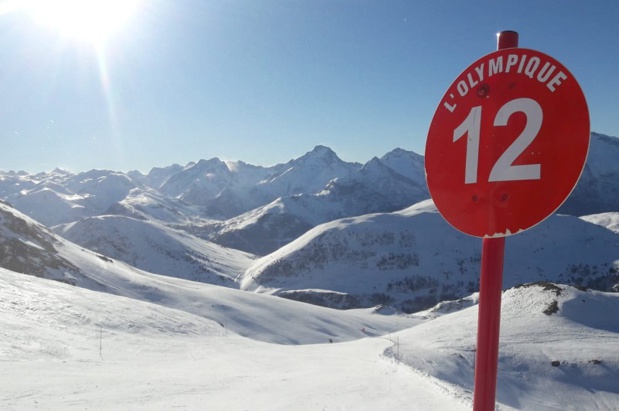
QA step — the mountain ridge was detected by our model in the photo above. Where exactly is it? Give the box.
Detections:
[0,133,616,314]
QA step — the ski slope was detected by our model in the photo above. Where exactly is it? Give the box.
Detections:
[2,269,618,410]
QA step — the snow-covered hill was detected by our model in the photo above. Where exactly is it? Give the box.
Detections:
[107,187,212,225]
[9,186,90,227]
[392,282,619,410]
[2,267,617,410]
[194,195,319,256]
[54,215,255,286]
[241,200,619,313]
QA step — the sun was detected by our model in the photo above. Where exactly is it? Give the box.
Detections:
[26,0,142,45]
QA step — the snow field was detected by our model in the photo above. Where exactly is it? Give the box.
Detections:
[0,269,467,410]
[2,267,618,410]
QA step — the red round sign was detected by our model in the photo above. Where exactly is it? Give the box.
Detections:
[425,48,589,238]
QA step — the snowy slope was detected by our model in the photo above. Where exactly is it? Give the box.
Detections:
[0,267,226,362]
[0,199,418,344]
[241,200,619,312]
[391,282,619,410]
[197,195,318,256]
[2,269,618,410]
[107,187,212,226]
[0,199,94,286]
[54,215,255,286]
[0,269,466,411]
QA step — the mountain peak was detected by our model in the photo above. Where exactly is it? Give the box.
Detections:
[380,147,426,183]
[382,147,423,161]
[295,145,343,167]
[360,157,391,174]
[194,157,226,169]
[50,167,71,176]
[310,145,335,154]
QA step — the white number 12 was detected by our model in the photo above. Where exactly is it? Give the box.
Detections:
[453,97,543,184]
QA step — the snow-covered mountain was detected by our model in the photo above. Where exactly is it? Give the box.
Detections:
[129,143,427,230]
[240,200,619,313]
[128,163,183,189]
[158,158,262,210]
[0,199,83,284]
[197,160,429,256]
[193,196,319,256]
[258,145,360,197]
[3,169,137,226]
[153,146,361,219]
[2,134,616,249]
[0,133,617,306]
[186,149,428,255]
[379,147,426,183]
[106,186,211,226]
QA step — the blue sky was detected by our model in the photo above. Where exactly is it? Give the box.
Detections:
[0,0,617,173]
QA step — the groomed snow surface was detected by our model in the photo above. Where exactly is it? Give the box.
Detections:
[2,269,618,410]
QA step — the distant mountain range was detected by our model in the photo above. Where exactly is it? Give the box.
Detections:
[0,132,617,312]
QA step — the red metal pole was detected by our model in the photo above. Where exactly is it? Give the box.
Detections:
[473,236,506,411]
[472,30,518,411]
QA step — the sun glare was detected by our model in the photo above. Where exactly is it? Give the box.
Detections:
[26,0,142,45]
